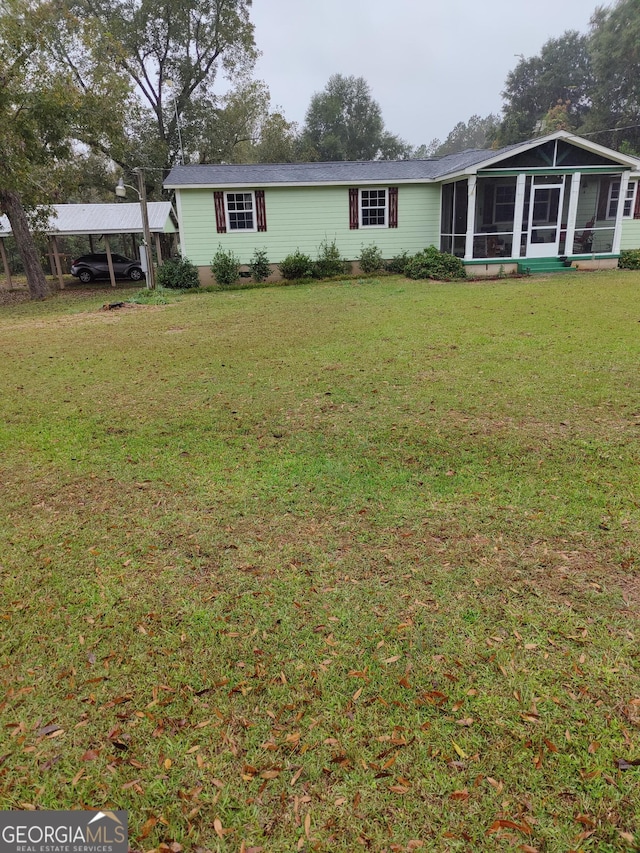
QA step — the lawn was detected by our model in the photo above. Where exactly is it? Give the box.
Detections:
[0,271,639,852]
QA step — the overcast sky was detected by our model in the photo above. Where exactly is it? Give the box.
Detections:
[249,0,600,148]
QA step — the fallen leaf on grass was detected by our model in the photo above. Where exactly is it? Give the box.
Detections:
[449,789,469,801]
[487,819,532,836]
[452,741,468,759]
[260,769,281,779]
[81,749,100,761]
[616,758,640,770]
[38,724,63,737]
[71,768,85,786]
[456,718,474,727]
[139,817,157,838]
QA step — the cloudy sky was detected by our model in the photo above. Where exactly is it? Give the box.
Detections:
[249,0,599,148]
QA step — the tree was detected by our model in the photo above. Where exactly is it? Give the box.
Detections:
[0,0,126,298]
[495,31,593,144]
[417,114,500,158]
[59,0,257,173]
[302,74,410,161]
[587,0,640,153]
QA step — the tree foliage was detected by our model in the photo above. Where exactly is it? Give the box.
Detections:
[302,74,410,161]
[495,31,593,145]
[60,0,257,170]
[0,0,126,297]
[416,114,500,158]
[494,1,640,152]
[586,0,640,153]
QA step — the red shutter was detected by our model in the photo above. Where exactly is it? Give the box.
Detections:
[255,190,267,231]
[389,187,398,228]
[349,188,359,229]
[634,181,640,219]
[214,191,226,233]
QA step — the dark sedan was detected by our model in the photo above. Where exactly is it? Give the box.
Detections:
[70,253,144,283]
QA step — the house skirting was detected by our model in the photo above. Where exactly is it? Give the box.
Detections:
[462,255,619,276]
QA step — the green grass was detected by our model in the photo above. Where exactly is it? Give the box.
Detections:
[0,271,639,852]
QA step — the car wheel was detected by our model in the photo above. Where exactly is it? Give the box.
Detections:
[78,269,93,283]
[129,267,143,281]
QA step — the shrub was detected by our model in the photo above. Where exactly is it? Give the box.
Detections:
[359,244,385,274]
[279,249,313,280]
[156,256,200,290]
[313,238,350,279]
[249,248,271,282]
[404,246,467,281]
[385,250,412,275]
[210,246,240,288]
[619,249,640,270]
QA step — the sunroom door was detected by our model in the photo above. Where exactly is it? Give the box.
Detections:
[526,181,565,258]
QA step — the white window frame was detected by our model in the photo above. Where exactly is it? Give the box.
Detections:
[493,183,516,224]
[224,191,257,232]
[359,188,388,228]
[607,180,637,219]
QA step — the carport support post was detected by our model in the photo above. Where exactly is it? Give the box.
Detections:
[103,236,117,288]
[50,236,65,289]
[0,237,12,288]
[155,232,163,266]
[135,167,155,290]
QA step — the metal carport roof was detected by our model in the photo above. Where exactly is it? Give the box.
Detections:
[0,202,176,236]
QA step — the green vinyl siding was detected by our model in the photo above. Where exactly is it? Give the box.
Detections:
[620,218,640,250]
[177,184,441,266]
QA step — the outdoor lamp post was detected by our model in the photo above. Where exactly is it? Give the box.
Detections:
[115,169,156,290]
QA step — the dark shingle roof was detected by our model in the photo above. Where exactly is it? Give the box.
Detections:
[164,145,518,189]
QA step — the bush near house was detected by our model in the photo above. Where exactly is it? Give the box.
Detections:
[619,249,640,270]
[156,257,200,289]
[210,246,241,288]
[385,250,412,275]
[313,238,351,279]
[404,245,467,281]
[359,244,385,274]
[249,248,271,282]
[279,250,314,280]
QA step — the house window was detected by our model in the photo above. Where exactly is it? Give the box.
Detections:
[494,184,516,223]
[360,189,387,227]
[225,192,256,231]
[607,180,637,219]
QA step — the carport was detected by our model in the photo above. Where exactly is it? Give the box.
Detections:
[0,202,176,289]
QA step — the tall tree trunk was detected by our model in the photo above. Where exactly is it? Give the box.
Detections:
[0,189,49,299]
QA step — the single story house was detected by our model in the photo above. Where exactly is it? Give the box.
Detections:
[164,130,640,283]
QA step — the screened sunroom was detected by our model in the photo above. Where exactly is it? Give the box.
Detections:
[439,135,639,266]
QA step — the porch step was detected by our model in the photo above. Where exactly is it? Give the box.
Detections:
[517,257,576,275]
